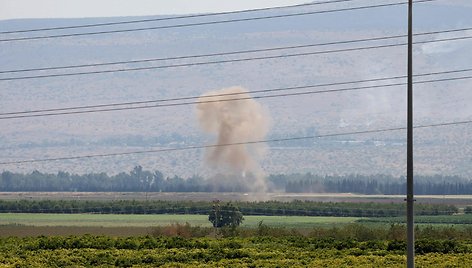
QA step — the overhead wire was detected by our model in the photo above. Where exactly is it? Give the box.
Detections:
[1,67,472,119]
[0,0,467,173]
[0,33,412,74]
[0,0,437,42]
[1,26,471,75]
[0,0,358,34]
[1,34,471,82]
[1,119,471,165]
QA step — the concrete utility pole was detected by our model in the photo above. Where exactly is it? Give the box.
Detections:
[407,0,415,267]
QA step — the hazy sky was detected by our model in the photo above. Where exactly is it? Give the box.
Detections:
[1,0,309,20]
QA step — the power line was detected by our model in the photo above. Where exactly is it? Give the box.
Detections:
[0,34,408,74]
[2,26,471,75]
[1,67,472,119]
[0,0,356,35]
[1,119,470,165]
[2,83,399,120]
[2,34,471,82]
[1,73,471,120]
[0,0,436,42]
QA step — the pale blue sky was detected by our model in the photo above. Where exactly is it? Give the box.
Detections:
[0,0,310,20]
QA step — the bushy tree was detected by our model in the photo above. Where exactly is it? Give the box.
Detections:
[465,206,472,214]
[209,201,244,228]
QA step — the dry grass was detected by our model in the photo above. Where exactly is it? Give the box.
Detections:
[0,225,151,237]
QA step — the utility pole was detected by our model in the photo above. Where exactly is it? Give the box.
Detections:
[407,0,415,267]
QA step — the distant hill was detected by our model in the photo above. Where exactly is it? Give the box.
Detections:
[1,1,471,177]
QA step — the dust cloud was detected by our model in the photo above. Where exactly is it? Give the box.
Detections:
[196,86,271,192]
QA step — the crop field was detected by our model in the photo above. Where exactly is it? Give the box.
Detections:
[2,212,471,238]
[0,213,361,237]
[360,214,472,225]
[0,194,470,266]
[0,213,361,228]
[2,192,472,205]
[1,207,471,267]
[0,235,471,267]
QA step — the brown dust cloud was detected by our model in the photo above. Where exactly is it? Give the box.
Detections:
[196,86,271,192]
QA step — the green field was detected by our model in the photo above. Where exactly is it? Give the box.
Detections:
[359,214,472,225]
[0,213,363,237]
[1,213,472,267]
[1,235,471,267]
[0,213,361,228]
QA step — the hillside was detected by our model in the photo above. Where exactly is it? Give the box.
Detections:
[1,1,472,177]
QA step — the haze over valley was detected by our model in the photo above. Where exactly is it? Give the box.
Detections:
[1,0,472,179]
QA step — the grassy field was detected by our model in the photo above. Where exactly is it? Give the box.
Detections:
[3,212,470,229]
[3,213,470,237]
[0,213,362,237]
[0,213,361,228]
[359,214,472,224]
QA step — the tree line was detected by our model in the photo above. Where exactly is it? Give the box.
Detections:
[1,166,471,194]
[0,199,458,217]
[284,177,472,195]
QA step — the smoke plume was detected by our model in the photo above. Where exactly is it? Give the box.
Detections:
[196,86,271,192]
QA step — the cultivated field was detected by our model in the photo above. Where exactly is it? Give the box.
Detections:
[1,191,469,236]
[0,213,362,237]
[1,192,471,205]
[1,235,471,267]
[2,212,471,237]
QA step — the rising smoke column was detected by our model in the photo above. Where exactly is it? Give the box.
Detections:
[196,86,271,192]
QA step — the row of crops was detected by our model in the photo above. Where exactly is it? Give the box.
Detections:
[1,235,471,267]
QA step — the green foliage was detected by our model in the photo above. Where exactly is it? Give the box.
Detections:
[359,214,472,225]
[151,222,211,238]
[387,240,406,252]
[465,206,472,214]
[2,169,472,194]
[386,223,406,240]
[1,235,471,267]
[256,220,272,236]
[415,239,467,254]
[281,173,472,195]
[208,202,244,228]
[0,199,458,217]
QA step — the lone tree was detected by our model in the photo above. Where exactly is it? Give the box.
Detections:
[209,201,244,228]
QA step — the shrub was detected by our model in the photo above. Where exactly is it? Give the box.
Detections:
[151,222,211,238]
[415,239,466,254]
[464,206,472,214]
[387,240,406,252]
